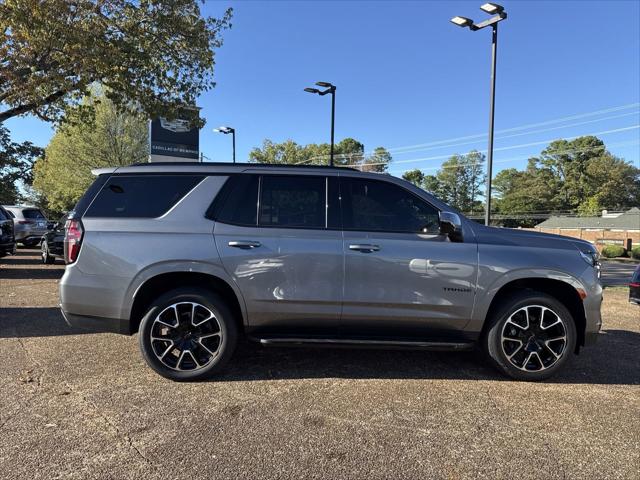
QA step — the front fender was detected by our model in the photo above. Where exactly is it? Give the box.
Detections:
[467,266,586,333]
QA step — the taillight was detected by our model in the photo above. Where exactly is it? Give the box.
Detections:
[630,283,640,288]
[64,218,84,264]
[18,220,34,225]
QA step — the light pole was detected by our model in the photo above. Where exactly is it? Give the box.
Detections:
[214,126,236,163]
[451,3,507,226]
[304,81,336,166]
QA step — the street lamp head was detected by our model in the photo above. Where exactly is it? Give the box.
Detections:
[315,81,334,88]
[304,87,321,94]
[450,16,475,28]
[480,3,504,14]
[214,126,233,134]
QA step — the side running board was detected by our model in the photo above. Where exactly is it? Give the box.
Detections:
[253,337,474,351]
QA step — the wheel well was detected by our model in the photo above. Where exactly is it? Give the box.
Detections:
[482,278,587,353]
[128,272,244,335]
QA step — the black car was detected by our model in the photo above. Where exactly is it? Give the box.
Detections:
[630,265,640,305]
[41,214,68,264]
[0,205,16,257]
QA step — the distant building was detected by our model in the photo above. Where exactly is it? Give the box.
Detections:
[532,208,640,251]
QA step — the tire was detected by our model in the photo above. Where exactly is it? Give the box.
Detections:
[483,290,576,381]
[138,287,238,381]
[41,242,55,264]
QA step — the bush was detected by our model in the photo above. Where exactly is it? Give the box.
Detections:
[631,246,640,260]
[601,244,626,258]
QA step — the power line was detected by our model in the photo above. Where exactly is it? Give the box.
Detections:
[354,126,640,170]
[302,102,640,163]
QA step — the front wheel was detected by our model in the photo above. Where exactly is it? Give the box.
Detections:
[483,291,576,381]
[138,288,238,381]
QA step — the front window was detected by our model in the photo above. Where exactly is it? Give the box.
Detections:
[340,177,440,234]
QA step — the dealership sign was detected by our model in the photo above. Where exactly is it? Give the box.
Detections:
[149,116,199,161]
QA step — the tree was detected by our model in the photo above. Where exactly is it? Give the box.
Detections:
[0,0,232,125]
[249,138,392,170]
[0,125,43,203]
[33,93,147,212]
[402,169,425,187]
[496,136,640,216]
[362,147,392,173]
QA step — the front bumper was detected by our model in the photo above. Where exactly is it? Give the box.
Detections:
[60,307,129,334]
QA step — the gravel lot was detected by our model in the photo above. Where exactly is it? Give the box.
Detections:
[1,249,639,479]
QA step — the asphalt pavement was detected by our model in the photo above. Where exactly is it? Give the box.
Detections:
[1,249,639,480]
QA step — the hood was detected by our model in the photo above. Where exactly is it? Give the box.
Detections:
[469,223,593,252]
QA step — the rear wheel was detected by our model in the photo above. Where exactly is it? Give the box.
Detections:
[483,291,576,381]
[41,241,55,264]
[138,288,238,381]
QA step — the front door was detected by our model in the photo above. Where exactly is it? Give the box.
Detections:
[214,174,343,336]
[339,176,478,340]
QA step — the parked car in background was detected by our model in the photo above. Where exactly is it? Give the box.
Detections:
[0,205,16,257]
[41,214,68,264]
[630,265,640,305]
[2,205,49,247]
[59,163,603,382]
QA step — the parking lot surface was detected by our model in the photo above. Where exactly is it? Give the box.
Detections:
[1,249,639,479]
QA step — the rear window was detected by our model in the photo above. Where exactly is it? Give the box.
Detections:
[259,175,325,228]
[85,175,204,218]
[22,209,46,220]
[633,267,640,283]
[0,208,8,221]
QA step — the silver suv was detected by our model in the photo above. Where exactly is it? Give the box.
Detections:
[59,163,603,381]
[2,205,49,246]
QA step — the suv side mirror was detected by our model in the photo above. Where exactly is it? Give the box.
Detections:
[439,212,463,242]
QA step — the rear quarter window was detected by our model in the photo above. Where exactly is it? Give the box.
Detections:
[22,209,46,220]
[84,175,204,218]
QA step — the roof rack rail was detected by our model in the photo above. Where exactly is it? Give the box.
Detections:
[127,161,357,171]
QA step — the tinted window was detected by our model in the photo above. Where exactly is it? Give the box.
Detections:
[259,176,325,228]
[633,267,640,282]
[22,209,46,220]
[85,175,203,218]
[341,178,440,234]
[0,208,7,221]
[73,173,110,218]
[215,175,259,226]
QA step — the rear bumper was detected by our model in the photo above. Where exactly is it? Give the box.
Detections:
[60,307,129,334]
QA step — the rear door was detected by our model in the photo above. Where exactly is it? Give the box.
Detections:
[213,173,343,336]
[339,176,478,340]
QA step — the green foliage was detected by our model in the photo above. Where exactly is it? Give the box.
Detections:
[631,246,640,260]
[0,125,44,203]
[495,136,640,216]
[601,245,626,258]
[402,150,485,212]
[0,0,232,125]
[33,93,147,212]
[249,138,392,171]
[402,169,425,187]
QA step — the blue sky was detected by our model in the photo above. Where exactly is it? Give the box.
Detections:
[5,0,640,177]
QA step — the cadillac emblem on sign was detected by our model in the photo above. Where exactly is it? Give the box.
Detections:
[149,114,200,161]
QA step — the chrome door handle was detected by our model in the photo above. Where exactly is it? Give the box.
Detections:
[349,244,380,252]
[228,240,262,249]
